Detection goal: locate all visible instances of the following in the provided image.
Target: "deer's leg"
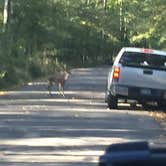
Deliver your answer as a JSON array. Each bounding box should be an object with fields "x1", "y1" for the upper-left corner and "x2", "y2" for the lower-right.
[
  {"x1": 58, "y1": 82, "x2": 65, "y2": 97},
  {"x1": 48, "y1": 81, "x2": 53, "y2": 96},
  {"x1": 61, "y1": 81, "x2": 65, "y2": 97}
]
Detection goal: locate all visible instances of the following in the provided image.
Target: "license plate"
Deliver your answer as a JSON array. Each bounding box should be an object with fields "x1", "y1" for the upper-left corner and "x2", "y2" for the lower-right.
[{"x1": 141, "y1": 89, "x2": 151, "y2": 95}]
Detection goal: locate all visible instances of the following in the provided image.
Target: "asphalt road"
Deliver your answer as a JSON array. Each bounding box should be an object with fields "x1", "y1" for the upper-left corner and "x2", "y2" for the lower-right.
[{"x1": 0, "y1": 67, "x2": 165, "y2": 166}]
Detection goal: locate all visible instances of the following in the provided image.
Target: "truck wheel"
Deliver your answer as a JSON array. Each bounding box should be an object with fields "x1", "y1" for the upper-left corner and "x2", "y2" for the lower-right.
[
  {"x1": 157, "y1": 101, "x2": 166, "y2": 110},
  {"x1": 107, "y1": 94, "x2": 118, "y2": 109},
  {"x1": 141, "y1": 102, "x2": 150, "y2": 110},
  {"x1": 105, "y1": 90, "x2": 109, "y2": 103},
  {"x1": 98, "y1": 162, "x2": 106, "y2": 166}
]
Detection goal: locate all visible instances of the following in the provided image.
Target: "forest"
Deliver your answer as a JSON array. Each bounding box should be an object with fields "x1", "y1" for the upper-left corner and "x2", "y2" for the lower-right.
[{"x1": 0, "y1": 0, "x2": 166, "y2": 88}]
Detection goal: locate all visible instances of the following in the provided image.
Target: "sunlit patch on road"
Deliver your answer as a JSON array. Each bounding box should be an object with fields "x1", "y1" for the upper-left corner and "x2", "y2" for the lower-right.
[{"x1": 0, "y1": 91, "x2": 5, "y2": 95}]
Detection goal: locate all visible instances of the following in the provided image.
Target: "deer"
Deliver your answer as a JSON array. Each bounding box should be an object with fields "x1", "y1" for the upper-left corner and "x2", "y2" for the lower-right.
[{"x1": 47, "y1": 70, "x2": 70, "y2": 97}]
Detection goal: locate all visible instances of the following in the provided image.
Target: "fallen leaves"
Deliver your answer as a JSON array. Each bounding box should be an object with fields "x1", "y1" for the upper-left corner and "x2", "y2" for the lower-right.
[{"x1": 149, "y1": 111, "x2": 166, "y2": 121}]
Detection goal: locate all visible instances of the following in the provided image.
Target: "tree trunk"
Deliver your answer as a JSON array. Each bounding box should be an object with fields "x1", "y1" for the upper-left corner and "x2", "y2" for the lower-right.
[
  {"x1": 96, "y1": 0, "x2": 107, "y2": 9},
  {"x1": 3, "y1": 0, "x2": 11, "y2": 26},
  {"x1": 119, "y1": 0, "x2": 127, "y2": 41},
  {"x1": 103, "y1": 0, "x2": 107, "y2": 10},
  {"x1": 86, "y1": 0, "x2": 90, "y2": 5}
]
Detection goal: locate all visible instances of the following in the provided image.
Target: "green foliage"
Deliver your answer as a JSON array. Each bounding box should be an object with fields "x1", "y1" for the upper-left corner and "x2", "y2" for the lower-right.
[{"x1": 0, "y1": 0, "x2": 166, "y2": 89}]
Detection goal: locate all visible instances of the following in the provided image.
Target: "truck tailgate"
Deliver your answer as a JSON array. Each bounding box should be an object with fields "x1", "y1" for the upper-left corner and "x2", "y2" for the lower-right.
[{"x1": 119, "y1": 65, "x2": 166, "y2": 90}]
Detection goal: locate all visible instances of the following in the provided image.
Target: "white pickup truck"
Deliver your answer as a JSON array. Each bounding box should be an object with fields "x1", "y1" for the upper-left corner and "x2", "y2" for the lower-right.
[{"x1": 105, "y1": 47, "x2": 166, "y2": 109}]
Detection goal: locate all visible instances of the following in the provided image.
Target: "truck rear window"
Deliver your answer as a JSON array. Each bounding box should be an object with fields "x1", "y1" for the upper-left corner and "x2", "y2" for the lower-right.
[{"x1": 119, "y1": 52, "x2": 166, "y2": 70}]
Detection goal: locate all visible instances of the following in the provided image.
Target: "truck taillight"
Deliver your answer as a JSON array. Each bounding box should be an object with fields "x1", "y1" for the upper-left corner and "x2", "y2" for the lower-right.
[
  {"x1": 113, "y1": 66, "x2": 120, "y2": 80},
  {"x1": 141, "y1": 48, "x2": 153, "y2": 54}
]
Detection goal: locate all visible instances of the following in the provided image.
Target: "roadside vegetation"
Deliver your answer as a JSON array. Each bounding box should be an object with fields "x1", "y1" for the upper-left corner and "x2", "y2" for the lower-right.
[{"x1": 0, "y1": 0, "x2": 166, "y2": 88}]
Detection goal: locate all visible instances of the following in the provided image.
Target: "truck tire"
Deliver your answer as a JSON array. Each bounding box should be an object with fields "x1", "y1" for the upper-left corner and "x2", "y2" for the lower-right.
[
  {"x1": 157, "y1": 101, "x2": 166, "y2": 110},
  {"x1": 107, "y1": 94, "x2": 118, "y2": 109},
  {"x1": 141, "y1": 102, "x2": 150, "y2": 110}
]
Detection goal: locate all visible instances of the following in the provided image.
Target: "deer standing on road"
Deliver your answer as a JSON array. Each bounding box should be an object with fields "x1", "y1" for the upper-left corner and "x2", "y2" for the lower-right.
[{"x1": 48, "y1": 70, "x2": 70, "y2": 97}]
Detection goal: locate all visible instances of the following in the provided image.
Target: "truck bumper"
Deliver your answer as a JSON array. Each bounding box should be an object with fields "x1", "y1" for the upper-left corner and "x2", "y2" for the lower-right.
[{"x1": 110, "y1": 85, "x2": 166, "y2": 102}]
